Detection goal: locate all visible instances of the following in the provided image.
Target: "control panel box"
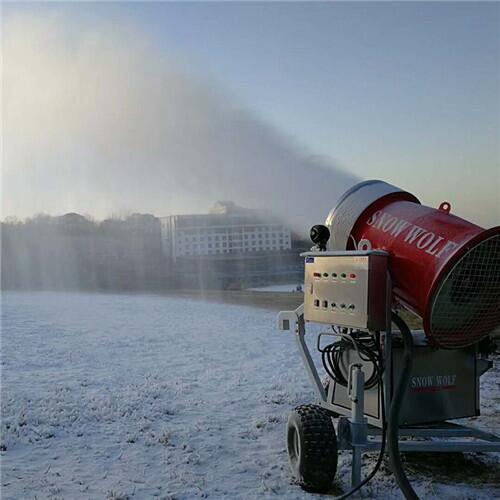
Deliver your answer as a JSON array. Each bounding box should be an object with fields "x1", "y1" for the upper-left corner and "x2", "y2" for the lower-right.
[{"x1": 302, "y1": 251, "x2": 388, "y2": 330}]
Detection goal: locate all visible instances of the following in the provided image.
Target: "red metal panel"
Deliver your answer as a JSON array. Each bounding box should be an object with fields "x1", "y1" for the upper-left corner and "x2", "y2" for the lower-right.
[{"x1": 345, "y1": 193, "x2": 500, "y2": 347}]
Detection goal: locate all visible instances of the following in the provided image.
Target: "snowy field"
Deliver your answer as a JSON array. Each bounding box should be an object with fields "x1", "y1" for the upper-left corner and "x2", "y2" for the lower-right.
[{"x1": 1, "y1": 291, "x2": 499, "y2": 499}]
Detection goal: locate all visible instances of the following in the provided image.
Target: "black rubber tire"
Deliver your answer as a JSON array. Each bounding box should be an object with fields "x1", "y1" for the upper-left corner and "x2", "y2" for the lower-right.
[{"x1": 287, "y1": 404, "x2": 338, "y2": 493}]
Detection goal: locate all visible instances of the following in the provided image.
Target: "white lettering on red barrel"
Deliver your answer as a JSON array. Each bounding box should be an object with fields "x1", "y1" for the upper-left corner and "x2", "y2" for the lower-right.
[
  {"x1": 425, "y1": 236, "x2": 445, "y2": 256},
  {"x1": 366, "y1": 210, "x2": 459, "y2": 258},
  {"x1": 404, "y1": 225, "x2": 426, "y2": 244},
  {"x1": 416, "y1": 232, "x2": 435, "y2": 249}
]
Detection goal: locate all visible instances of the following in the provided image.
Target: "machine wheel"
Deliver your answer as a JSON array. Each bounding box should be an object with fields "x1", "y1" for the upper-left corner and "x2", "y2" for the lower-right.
[{"x1": 287, "y1": 404, "x2": 338, "y2": 493}]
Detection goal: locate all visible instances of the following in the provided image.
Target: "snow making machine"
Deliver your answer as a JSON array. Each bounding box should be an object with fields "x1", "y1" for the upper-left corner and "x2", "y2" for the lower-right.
[{"x1": 278, "y1": 180, "x2": 500, "y2": 498}]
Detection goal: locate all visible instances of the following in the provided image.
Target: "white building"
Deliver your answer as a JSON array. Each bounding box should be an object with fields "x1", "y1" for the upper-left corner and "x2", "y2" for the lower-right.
[{"x1": 160, "y1": 202, "x2": 292, "y2": 262}]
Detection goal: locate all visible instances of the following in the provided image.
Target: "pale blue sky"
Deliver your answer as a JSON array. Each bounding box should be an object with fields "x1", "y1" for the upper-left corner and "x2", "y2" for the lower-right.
[{"x1": 4, "y1": 2, "x2": 500, "y2": 225}]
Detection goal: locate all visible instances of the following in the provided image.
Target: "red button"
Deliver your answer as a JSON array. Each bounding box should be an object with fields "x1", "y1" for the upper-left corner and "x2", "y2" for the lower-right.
[{"x1": 350, "y1": 273, "x2": 356, "y2": 279}]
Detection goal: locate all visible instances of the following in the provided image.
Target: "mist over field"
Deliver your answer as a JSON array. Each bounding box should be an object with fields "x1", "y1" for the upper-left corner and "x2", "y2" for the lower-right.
[{"x1": 3, "y1": 13, "x2": 357, "y2": 229}]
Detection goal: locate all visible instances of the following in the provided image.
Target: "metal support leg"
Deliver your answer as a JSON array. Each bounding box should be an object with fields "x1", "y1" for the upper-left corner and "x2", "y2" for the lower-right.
[
  {"x1": 351, "y1": 447, "x2": 363, "y2": 488},
  {"x1": 277, "y1": 305, "x2": 326, "y2": 402},
  {"x1": 295, "y1": 314, "x2": 327, "y2": 402},
  {"x1": 348, "y1": 364, "x2": 368, "y2": 488}
]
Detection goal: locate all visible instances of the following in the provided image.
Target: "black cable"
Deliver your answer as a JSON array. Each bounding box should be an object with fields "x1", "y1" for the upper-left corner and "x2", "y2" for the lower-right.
[
  {"x1": 389, "y1": 313, "x2": 419, "y2": 500},
  {"x1": 319, "y1": 320, "x2": 419, "y2": 499},
  {"x1": 331, "y1": 331, "x2": 386, "y2": 500},
  {"x1": 320, "y1": 331, "x2": 381, "y2": 389}
]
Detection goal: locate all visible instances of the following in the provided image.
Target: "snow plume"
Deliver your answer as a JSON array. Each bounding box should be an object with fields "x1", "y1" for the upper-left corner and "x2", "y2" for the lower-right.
[{"x1": 2, "y1": 13, "x2": 357, "y2": 229}]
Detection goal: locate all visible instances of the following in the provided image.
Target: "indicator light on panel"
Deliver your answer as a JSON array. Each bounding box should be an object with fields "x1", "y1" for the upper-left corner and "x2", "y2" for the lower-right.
[{"x1": 349, "y1": 273, "x2": 357, "y2": 279}]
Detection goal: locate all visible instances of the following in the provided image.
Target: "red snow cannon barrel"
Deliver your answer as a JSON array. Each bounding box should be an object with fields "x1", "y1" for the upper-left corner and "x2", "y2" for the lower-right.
[{"x1": 325, "y1": 180, "x2": 500, "y2": 348}]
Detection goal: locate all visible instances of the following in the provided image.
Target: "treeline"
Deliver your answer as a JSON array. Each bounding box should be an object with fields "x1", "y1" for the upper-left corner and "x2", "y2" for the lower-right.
[{"x1": 1, "y1": 213, "x2": 169, "y2": 291}]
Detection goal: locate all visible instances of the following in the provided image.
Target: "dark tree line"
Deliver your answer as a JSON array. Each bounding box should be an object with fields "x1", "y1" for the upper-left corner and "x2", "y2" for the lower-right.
[{"x1": 1, "y1": 213, "x2": 169, "y2": 291}]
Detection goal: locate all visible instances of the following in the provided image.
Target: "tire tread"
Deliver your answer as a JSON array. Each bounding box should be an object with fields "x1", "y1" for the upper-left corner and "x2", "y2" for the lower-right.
[{"x1": 287, "y1": 404, "x2": 338, "y2": 493}]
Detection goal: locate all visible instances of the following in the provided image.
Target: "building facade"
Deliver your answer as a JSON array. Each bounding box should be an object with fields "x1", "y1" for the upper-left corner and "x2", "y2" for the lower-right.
[
  {"x1": 160, "y1": 202, "x2": 291, "y2": 262},
  {"x1": 160, "y1": 202, "x2": 299, "y2": 289}
]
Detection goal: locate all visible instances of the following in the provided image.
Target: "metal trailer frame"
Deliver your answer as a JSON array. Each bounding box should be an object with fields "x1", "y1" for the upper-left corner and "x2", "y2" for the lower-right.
[{"x1": 277, "y1": 301, "x2": 500, "y2": 488}]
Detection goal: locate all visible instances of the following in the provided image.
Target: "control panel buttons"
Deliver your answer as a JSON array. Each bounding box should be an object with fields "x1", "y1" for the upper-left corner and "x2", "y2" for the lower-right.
[
  {"x1": 303, "y1": 252, "x2": 388, "y2": 330},
  {"x1": 327, "y1": 271, "x2": 358, "y2": 281}
]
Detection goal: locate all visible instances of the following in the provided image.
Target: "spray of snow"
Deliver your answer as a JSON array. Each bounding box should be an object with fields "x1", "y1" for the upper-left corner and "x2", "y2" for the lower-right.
[{"x1": 3, "y1": 13, "x2": 357, "y2": 229}]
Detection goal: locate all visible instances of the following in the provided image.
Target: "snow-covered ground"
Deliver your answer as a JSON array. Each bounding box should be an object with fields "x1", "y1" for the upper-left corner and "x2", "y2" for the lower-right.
[{"x1": 1, "y1": 291, "x2": 499, "y2": 499}]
